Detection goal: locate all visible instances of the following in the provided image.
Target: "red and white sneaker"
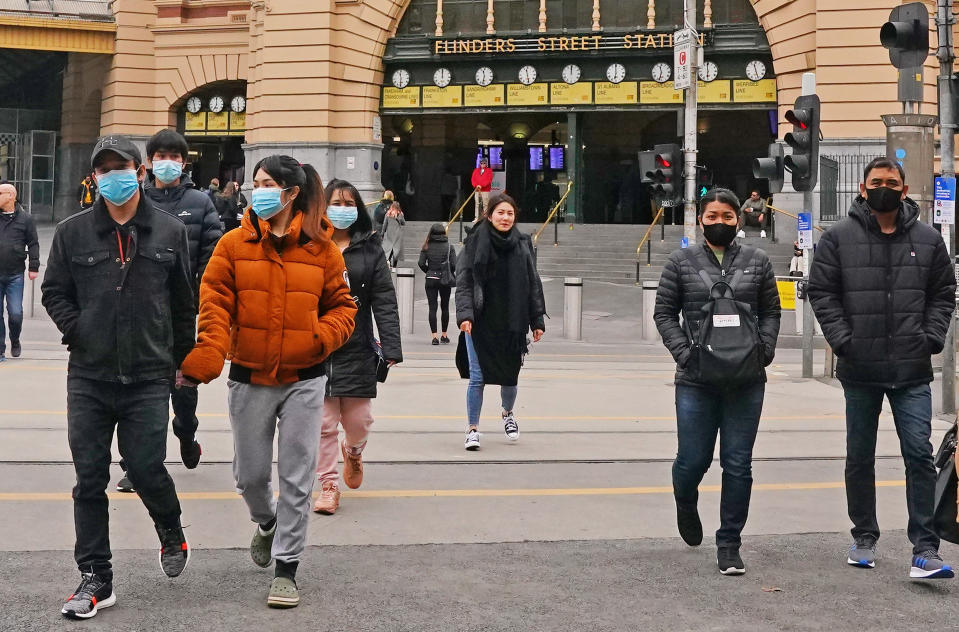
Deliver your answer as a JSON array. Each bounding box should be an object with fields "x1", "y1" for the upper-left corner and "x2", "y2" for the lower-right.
[{"x1": 61, "y1": 573, "x2": 116, "y2": 619}]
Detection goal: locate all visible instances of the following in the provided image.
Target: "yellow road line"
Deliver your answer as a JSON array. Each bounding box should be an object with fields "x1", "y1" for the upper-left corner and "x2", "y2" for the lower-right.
[{"x1": 0, "y1": 480, "x2": 905, "y2": 502}]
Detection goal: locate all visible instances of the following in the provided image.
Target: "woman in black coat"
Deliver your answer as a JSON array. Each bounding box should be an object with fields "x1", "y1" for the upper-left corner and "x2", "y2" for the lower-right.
[
  {"x1": 418, "y1": 223, "x2": 456, "y2": 345},
  {"x1": 456, "y1": 193, "x2": 546, "y2": 451},
  {"x1": 313, "y1": 179, "x2": 402, "y2": 515}
]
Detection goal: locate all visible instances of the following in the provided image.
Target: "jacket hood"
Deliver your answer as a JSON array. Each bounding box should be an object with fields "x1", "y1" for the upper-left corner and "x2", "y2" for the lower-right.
[
  {"x1": 143, "y1": 172, "x2": 197, "y2": 192},
  {"x1": 428, "y1": 223, "x2": 448, "y2": 241},
  {"x1": 848, "y1": 195, "x2": 919, "y2": 233}
]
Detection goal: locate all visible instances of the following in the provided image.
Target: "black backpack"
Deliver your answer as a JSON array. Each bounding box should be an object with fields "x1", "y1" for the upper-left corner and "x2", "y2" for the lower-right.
[
  {"x1": 934, "y1": 421, "x2": 959, "y2": 544},
  {"x1": 681, "y1": 247, "x2": 764, "y2": 387}
]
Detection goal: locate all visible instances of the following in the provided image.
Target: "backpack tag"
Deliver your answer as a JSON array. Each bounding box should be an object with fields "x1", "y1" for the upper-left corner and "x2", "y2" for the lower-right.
[{"x1": 713, "y1": 314, "x2": 741, "y2": 328}]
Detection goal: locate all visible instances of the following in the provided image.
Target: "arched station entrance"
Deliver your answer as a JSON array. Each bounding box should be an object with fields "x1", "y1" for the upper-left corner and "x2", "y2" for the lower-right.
[{"x1": 176, "y1": 80, "x2": 248, "y2": 189}]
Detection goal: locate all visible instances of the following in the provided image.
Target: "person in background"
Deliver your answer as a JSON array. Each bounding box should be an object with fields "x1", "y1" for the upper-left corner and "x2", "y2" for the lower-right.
[
  {"x1": 789, "y1": 241, "x2": 804, "y2": 277},
  {"x1": 206, "y1": 178, "x2": 220, "y2": 202},
  {"x1": 470, "y1": 157, "x2": 494, "y2": 222},
  {"x1": 419, "y1": 223, "x2": 456, "y2": 345},
  {"x1": 380, "y1": 201, "x2": 406, "y2": 267},
  {"x1": 0, "y1": 182, "x2": 39, "y2": 361},
  {"x1": 372, "y1": 189, "x2": 394, "y2": 233},
  {"x1": 313, "y1": 178, "x2": 402, "y2": 515},
  {"x1": 78, "y1": 173, "x2": 98, "y2": 210},
  {"x1": 739, "y1": 191, "x2": 767, "y2": 239}
]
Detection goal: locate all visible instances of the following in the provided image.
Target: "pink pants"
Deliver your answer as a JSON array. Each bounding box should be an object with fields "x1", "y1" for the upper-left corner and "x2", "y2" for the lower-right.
[{"x1": 317, "y1": 397, "x2": 374, "y2": 483}]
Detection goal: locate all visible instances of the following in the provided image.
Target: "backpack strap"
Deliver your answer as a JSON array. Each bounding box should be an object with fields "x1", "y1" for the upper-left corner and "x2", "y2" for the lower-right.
[{"x1": 680, "y1": 247, "x2": 715, "y2": 293}]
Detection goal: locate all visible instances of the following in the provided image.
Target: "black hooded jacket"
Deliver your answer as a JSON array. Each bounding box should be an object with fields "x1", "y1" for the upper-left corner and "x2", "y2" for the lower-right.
[
  {"x1": 418, "y1": 225, "x2": 457, "y2": 282},
  {"x1": 808, "y1": 196, "x2": 956, "y2": 388},
  {"x1": 142, "y1": 174, "x2": 221, "y2": 286}
]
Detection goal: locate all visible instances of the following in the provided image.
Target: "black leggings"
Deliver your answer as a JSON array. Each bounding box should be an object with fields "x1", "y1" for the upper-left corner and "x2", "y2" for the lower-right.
[{"x1": 425, "y1": 281, "x2": 451, "y2": 334}]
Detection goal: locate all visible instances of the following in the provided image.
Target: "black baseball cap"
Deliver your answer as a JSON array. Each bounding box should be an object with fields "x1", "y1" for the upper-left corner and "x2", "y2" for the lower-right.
[{"x1": 91, "y1": 135, "x2": 142, "y2": 170}]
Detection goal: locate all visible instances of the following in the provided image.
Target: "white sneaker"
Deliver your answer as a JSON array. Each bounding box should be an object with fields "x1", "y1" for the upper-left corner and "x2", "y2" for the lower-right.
[
  {"x1": 464, "y1": 429, "x2": 481, "y2": 451},
  {"x1": 760, "y1": 230, "x2": 767, "y2": 238},
  {"x1": 503, "y1": 411, "x2": 519, "y2": 441},
  {"x1": 737, "y1": 230, "x2": 746, "y2": 239}
]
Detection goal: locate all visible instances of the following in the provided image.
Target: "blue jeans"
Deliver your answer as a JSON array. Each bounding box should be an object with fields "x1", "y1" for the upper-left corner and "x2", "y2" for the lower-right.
[
  {"x1": 843, "y1": 383, "x2": 938, "y2": 553},
  {"x1": 465, "y1": 333, "x2": 517, "y2": 428},
  {"x1": 672, "y1": 383, "x2": 765, "y2": 547},
  {"x1": 0, "y1": 273, "x2": 23, "y2": 353}
]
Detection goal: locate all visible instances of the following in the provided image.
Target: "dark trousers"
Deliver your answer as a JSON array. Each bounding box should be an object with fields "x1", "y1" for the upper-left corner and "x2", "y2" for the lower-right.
[
  {"x1": 425, "y1": 280, "x2": 451, "y2": 334},
  {"x1": 68, "y1": 376, "x2": 182, "y2": 579},
  {"x1": 672, "y1": 382, "x2": 765, "y2": 547},
  {"x1": 0, "y1": 272, "x2": 24, "y2": 352},
  {"x1": 119, "y1": 383, "x2": 199, "y2": 473},
  {"x1": 843, "y1": 383, "x2": 938, "y2": 553}
]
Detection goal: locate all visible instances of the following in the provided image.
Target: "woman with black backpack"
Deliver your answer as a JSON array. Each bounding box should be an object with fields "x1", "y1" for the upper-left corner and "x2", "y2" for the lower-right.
[
  {"x1": 418, "y1": 223, "x2": 456, "y2": 345},
  {"x1": 653, "y1": 187, "x2": 781, "y2": 576}
]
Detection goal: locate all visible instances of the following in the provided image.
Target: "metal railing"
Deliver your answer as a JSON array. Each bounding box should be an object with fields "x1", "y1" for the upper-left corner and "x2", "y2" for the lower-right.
[
  {"x1": 820, "y1": 153, "x2": 883, "y2": 222},
  {"x1": 445, "y1": 188, "x2": 477, "y2": 243},
  {"x1": 766, "y1": 204, "x2": 825, "y2": 233},
  {"x1": 532, "y1": 180, "x2": 573, "y2": 247},
  {"x1": 634, "y1": 206, "x2": 666, "y2": 282}
]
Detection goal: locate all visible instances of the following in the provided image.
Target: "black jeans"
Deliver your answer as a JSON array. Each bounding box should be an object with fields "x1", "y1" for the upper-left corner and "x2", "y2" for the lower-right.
[
  {"x1": 843, "y1": 383, "x2": 938, "y2": 553},
  {"x1": 68, "y1": 376, "x2": 182, "y2": 580},
  {"x1": 119, "y1": 382, "x2": 199, "y2": 473},
  {"x1": 672, "y1": 382, "x2": 765, "y2": 547},
  {"x1": 425, "y1": 280, "x2": 451, "y2": 334}
]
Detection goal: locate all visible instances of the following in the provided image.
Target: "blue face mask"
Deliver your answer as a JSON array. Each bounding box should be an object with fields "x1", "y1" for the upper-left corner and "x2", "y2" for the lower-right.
[
  {"x1": 251, "y1": 187, "x2": 291, "y2": 220},
  {"x1": 152, "y1": 159, "x2": 183, "y2": 184},
  {"x1": 327, "y1": 205, "x2": 358, "y2": 229},
  {"x1": 96, "y1": 169, "x2": 140, "y2": 206}
]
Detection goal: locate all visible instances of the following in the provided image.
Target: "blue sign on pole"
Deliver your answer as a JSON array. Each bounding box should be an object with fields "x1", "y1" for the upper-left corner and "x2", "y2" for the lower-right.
[
  {"x1": 797, "y1": 212, "x2": 813, "y2": 249},
  {"x1": 934, "y1": 176, "x2": 956, "y2": 225}
]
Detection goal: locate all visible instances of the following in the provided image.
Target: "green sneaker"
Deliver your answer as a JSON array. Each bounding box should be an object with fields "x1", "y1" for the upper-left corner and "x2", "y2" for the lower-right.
[
  {"x1": 250, "y1": 523, "x2": 275, "y2": 568},
  {"x1": 267, "y1": 576, "x2": 299, "y2": 608}
]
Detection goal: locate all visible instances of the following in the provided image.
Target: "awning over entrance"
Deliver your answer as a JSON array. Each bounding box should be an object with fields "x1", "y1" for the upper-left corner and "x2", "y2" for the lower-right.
[{"x1": 0, "y1": 0, "x2": 114, "y2": 54}]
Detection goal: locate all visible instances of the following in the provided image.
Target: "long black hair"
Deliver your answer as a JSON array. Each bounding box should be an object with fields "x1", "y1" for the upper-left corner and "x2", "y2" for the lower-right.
[
  {"x1": 250, "y1": 154, "x2": 328, "y2": 242},
  {"x1": 324, "y1": 178, "x2": 372, "y2": 236},
  {"x1": 422, "y1": 222, "x2": 447, "y2": 251}
]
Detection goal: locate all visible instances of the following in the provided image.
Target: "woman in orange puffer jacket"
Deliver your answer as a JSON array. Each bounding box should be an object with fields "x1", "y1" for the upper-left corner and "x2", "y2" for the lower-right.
[{"x1": 179, "y1": 155, "x2": 356, "y2": 609}]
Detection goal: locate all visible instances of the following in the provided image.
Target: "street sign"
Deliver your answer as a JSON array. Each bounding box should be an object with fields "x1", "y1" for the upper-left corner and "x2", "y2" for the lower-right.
[
  {"x1": 674, "y1": 28, "x2": 694, "y2": 90},
  {"x1": 934, "y1": 176, "x2": 956, "y2": 225},
  {"x1": 797, "y1": 212, "x2": 813, "y2": 249}
]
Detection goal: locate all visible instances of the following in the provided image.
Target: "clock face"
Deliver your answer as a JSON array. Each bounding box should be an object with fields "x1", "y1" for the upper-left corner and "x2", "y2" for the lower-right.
[
  {"x1": 518, "y1": 65, "x2": 537, "y2": 86},
  {"x1": 230, "y1": 96, "x2": 246, "y2": 113},
  {"x1": 698, "y1": 61, "x2": 718, "y2": 83},
  {"x1": 433, "y1": 67, "x2": 452, "y2": 88},
  {"x1": 606, "y1": 63, "x2": 627, "y2": 84},
  {"x1": 475, "y1": 67, "x2": 494, "y2": 87},
  {"x1": 392, "y1": 69, "x2": 411, "y2": 89},
  {"x1": 651, "y1": 62, "x2": 671, "y2": 84},
  {"x1": 562, "y1": 64, "x2": 581, "y2": 85},
  {"x1": 746, "y1": 60, "x2": 767, "y2": 82},
  {"x1": 208, "y1": 96, "x2": 224, "y2": 113},
  {"x1": 186, "y1": 96, "x2": 202, "y2": 113}
]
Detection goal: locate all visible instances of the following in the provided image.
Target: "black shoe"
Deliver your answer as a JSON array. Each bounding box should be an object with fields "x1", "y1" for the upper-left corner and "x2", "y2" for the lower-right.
[
  {"x1": 431, "y1": 338, "x2": 439, "y2": 346},
  {"x1": 676, "y1": 502, "x2": 703, "y2": 546},
  {"x1": 440, "y1": 335, "x2": 450, "y2": 344},
  {"x1": 115, "y1": 475, "x2": 135, "y2": 493},
  {"x1": 10, "y1": 340, "x2": 20, "y2": 357},
  {"x1": 718, "y1": 546, "x2": 746, "y2": 575},
  {"x1": 61, "y1": 573, "x2": 116, "y2": 619},
  {"x1": 180, "y1": 438, "x2": 202, "y2": 469},
  {"x1": 156, "y1": 524, "x2": 190, "y2": 577}
]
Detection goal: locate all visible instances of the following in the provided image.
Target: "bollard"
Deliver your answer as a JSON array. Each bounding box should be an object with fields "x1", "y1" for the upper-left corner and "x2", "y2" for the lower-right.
[
  {"x1": 563, "y1": 277, "x2": 583, "y2": 341},
  {"x1": 395, "y1": 267, "x2": 415, "y2": 335},
  {"x1": 27, "y1": 274, "x2": 36, "y2": 318},
  {"x1": 642, "y1": 280, "x2": 659, "y2": 342}
]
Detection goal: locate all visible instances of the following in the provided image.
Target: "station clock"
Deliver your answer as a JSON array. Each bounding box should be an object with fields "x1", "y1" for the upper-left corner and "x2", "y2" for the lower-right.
[
  {"x1": 562, "y1": 64, "x2": 582, "y2": 85},
  {"x1": 392, "y1": 69, "x2": 411, "y2": 89},
  {"x1": 475, "y1": 66, "x2": 494, "y2": 87},
  {"x1": 745, "y1": 60, "x2": 767, "y2": 82},
  {"x1": 433, "y1": 67, "x2": 452, "y2": 88},
  {"x1": 230, "y1": 96, "x2": 246, "y2": 113},
  {"x1": 186, "y1": 96, "x2": 202, "y2": 113},
  {"x1": 651, "y1": 62, "x2": 671, "y2": 84},
  {"x1": 698, "y1": 61, "x2": 718, "y2": 83},
  {"x1": 518, "y1": 65, "x2": 538, "y2": 86},
  {"x1": 606, "y1": 63, "x2": 627, "y2": 84},
  {"x1": 208, "y1": 96, "x2": 225, "y2": 113}
]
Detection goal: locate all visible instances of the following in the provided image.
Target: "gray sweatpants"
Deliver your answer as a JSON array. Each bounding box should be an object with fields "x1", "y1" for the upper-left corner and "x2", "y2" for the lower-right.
[{"x1": 227, "y1": 376, "x2": 326, "y2": 564}]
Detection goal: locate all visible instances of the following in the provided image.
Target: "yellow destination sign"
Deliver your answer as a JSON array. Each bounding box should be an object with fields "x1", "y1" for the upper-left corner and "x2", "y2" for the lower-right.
[
  {"x1": 184, "y1": 111, "x2": 206, "y2": 134},
  {"x1": 207, "y1": 112, "x2": 229, "y2": 133},
  {"x1": 733, "y1": 79, "x2": 777, "y2": 103},
  {"x1": 550, "y1": 82, "x2": 593, "y2": 105},
  {"x1": 382, "y1": 87, "x2": 421, "y2": 108},
  {"x1": 507, "y1": 83, "x2": 548, "y2": 106},
  {"x1": 698, "y1": 80, "x2": 731, "y2": 103},
  {"x1": 639, "y1": 82, "x2": 682, "y2": 104},
  {"x1": 595, "y1": 81, "x2": 638, "y2": 105},
  {"x1": 423, "y1": 86, "x2": 463, "y2": 108},
  {"x1": 464, "y1": 84, "x2": 505, "y2": 107},
  {"x1": 229, "y1": 111, "x2": 246, "y2": 132}
]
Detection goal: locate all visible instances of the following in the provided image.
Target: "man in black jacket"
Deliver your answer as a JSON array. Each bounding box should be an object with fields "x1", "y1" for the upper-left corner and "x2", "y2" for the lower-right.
[
  {"x1": 109, "y1": 129, "x2": 220, "y2": 489},
  {"x1": 42, "y1": 135, "x2": 195, "y2": 619},
  {"x1": 0, "y1": 182, "x2": 39, "y2": 361},
  {"x1": 809, "y1": 158, "x2": 956, "y2": 580}
]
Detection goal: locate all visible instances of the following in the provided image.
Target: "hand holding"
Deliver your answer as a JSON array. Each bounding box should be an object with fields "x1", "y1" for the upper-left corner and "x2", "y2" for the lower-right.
[
  {"x1": 175, "y1": 370, "x2": 198, "y2": 389},
  {"x1": 27, "y1": 271, "x2": 38, "y2": 281},
  {"x1": 532, "y1": 329, "x2": 544, "y2": 343},
  {"x1": 460, "y1": 321, "x2": 472, "y2": 334}
]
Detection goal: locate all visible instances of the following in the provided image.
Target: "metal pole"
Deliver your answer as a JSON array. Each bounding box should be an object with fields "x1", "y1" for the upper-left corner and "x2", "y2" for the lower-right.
[
  {"x1": 938, "y1": 0, "x2": 957, "y2": 414},
  {"x1": 554, "y1": 198, "x2": 559, "y2": 246},
  {"x1": 564, "y1": 277, "x2": 583, "y2": 341},
  {"x1": 642, "y1": 280, "x2": 659, "y2": 341},
  {"x1": 395, "y1": 267, "x2": 415, "y2": 335},
  {"x1": 683, "y1": 0, "x2": 699, "y2": 245},
  {"x1": 801, "y1": 72, "x2": 817, "y2": 378}
]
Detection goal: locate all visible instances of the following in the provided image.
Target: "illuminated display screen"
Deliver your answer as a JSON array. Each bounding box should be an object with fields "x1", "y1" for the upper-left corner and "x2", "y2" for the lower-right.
[
  {"x1": 529, "y1": 146, "x2": 545, "y2": 171},
  {"x1": 549, "y1": 145, "x2": 566, "y2": 171}
]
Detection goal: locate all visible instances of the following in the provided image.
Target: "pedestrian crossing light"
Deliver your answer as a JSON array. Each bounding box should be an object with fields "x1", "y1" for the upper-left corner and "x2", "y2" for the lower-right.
[
  {"x1": 880, "y1": 2, "x2": 929, "y2": 70},
  {"x1": 783, "y1": 94, "x2": 820, "y2": 192},
  {"x1": 646, "y1": 143, "x2": 682, "y2": 202},
  {"x1": 752, "y1": 143, "x2": 784, "y2": 194}
]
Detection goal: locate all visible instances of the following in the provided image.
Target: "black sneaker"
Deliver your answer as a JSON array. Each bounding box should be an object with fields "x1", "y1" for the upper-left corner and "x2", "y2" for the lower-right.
[
  {"x1": 440, "y1": 335, "x2": 450, "y2": 344},
  {"x1": 10, "y1": 340, "x2": 20, "y2": 357},
  {"x1": 61, "y1": 573, "x2": 116, "y2": 619},
  {"x1": 676, "y1": 502, "x2": 703, "y2": 546},
  {"x1": 156, "y1": 524, "x2": 190, "y2": 577},
  {"x1": 115, "y1": 475, "x2": 135, "y2": 493},
  {"x1": 431, "y1": 338, "x2": 439, "y2": 346},
  {"x1": 180, "y1": 438, "x2": 202, "y2": 469},
  {"x1": 718, "y1": 546, "x2": 746, "y2": 575}
]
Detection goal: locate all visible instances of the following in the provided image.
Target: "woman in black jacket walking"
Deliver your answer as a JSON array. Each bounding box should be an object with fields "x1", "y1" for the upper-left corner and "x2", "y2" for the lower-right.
[
  {"x1": 653, "y1": 188, "x2": 781, "y2": 576},
  {"x1": 313, "y1": 179, "x2": 403, "y2": 515},
  {"x1": 418, "y1": 223, "x2": 456, "y2": 345},
  {"x1": 456, "y1": 193, "x2": 546, "y2": 451}
]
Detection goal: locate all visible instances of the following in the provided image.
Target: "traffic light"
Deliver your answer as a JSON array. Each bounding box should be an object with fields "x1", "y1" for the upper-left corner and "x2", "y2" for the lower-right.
[
  {"x1": 752, "y1": 143, "x2": 784, "y2": 194},
  {"x1": 783, "y1": 94, "x2": 820, "y2": 192},
  {"x1": 646, "y1": 143, "x2": 682, "y2": 201},
  {"x1": 880, "y1": 2, "x2": 929, "y2": 69},
  {"x1": 639, "y1": 150, "x2": 656, "y2": 187}
]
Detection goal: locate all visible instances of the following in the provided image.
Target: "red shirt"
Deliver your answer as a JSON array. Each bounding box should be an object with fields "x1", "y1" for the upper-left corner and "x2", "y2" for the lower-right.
[{"x1": 471, "y1": 167, "x2": 493, "y2": 192}]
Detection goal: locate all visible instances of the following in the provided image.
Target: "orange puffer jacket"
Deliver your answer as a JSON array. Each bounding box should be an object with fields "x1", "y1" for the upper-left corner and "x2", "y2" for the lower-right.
[{"x1": 180, "y1": 209, "x2": 356, "y2": 386}]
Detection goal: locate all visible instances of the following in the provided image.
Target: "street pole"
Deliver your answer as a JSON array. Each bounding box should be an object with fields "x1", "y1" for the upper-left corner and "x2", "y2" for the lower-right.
[
  {"x1": 683, "y1": 0, "x2": 698, "y2": 244},
  {"x1": 801, "y1": 72, "x2": 817, "y2": 379},
  {"x1": 937, "y1": 0, "x2": 956, "y2": 414}
]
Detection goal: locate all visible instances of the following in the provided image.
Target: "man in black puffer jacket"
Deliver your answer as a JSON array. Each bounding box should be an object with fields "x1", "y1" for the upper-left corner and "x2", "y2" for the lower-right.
[{"x1": 809, "y1": 158, "x2": 956, "y2": 579}]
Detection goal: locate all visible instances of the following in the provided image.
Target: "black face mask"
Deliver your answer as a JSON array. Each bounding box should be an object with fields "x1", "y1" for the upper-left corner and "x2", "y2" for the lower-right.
[
  {"x1": 865, "y1": 186, "x2": 902, "y2": 214},
  {"x1": 702, "y1": 222, "x2": 737, "y2": 247}
]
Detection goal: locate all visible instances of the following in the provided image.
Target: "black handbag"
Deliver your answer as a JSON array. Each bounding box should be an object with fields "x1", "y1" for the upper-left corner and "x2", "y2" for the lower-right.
[
  {"x1": 934, "y1": 421, "x2": 959, "y2": 544},
  {"x1": 372, "y1": 338, "x2": 390, "y2": 383},
  {"x1": 455, "y1": 331, "x2": 470, "y2": 379}
]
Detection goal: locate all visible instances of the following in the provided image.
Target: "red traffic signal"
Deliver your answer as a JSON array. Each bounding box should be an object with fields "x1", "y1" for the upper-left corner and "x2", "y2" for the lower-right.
[{"x1": 783, "y1": 94, "x2": 820, "y2": 192}]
